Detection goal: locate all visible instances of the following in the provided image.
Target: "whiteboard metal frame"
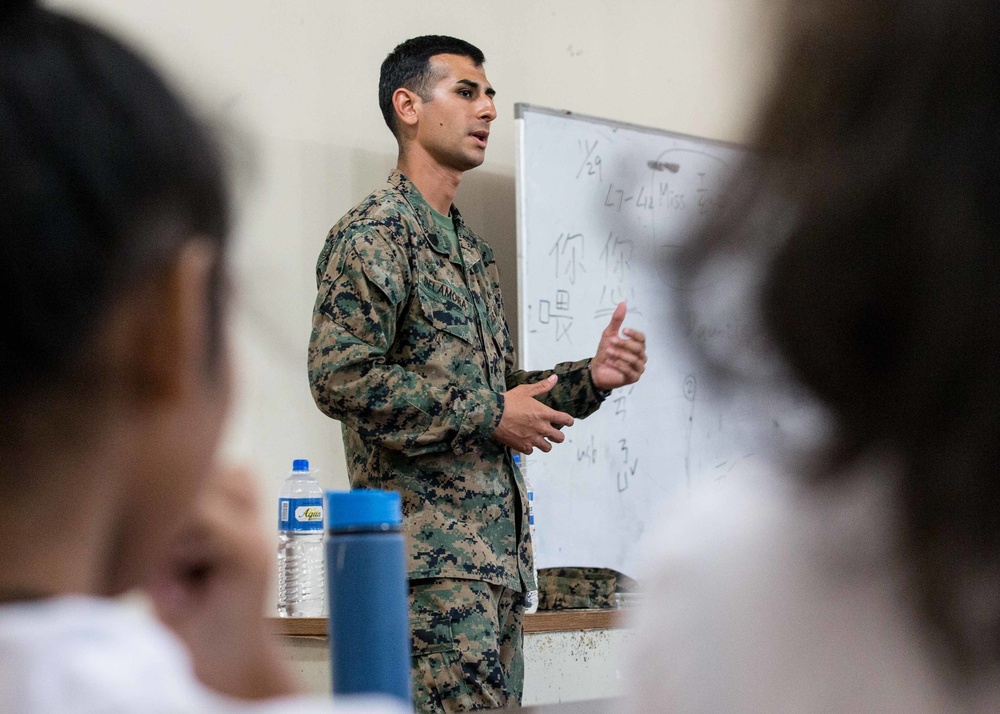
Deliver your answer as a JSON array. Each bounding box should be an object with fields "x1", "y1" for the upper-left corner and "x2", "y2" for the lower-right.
[
  {"x1": 514, "y1": 102, "x2": 743, "y2": 150},
  {"x1": 514, "y1": 108, "x2": 530, "y2": 369}
]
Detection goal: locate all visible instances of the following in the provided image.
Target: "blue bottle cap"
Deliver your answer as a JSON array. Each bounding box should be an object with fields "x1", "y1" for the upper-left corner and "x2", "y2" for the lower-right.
[
  {"x1": 292, "y1": 459, "x2": 309, "y2": 472},
  {"x1": 326, "y1": 489, "x2": 402, "y2": 530}
]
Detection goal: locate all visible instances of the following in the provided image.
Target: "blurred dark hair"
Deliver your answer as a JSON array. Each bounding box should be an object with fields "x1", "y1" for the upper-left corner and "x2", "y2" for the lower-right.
[
  {"x1": 676, "y1": 0, "x2": 1000, "y2": 678},
  {"x1": 378, "y1": 35, "x2": 485, "y2": 137},
  {"x1": 0, "y1": 3, "x2": 229, "y2": 441}
]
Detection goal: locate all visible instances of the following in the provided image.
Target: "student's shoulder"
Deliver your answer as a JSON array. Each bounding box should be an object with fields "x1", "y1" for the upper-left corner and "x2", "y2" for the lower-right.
[
  {"x1": 0, "y1": 597, "x2": 410, "y2": 714},
  {"x1": 0, "y1": 596, "x2": 204, "y2": 712},
  {"x1": 637, "y1": 466, "x2": 799, "y2": 582},
  {"x1": 623, "y1": 465, "x2": 951, "y2": 713}
]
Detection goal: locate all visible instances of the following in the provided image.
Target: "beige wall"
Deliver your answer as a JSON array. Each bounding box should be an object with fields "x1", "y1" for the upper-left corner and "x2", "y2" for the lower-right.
[{"x1": 48, "y1": 0, "x2": 781, "y2": 576}]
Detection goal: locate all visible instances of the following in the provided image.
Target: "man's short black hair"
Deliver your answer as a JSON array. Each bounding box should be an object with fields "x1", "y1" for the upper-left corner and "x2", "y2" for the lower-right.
[{"x1": 378, "y1": 35, "x2": 486, "y2": 137}]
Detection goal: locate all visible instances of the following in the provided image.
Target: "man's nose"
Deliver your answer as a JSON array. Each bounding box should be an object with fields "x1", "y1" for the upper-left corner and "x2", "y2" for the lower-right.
[{"x1": 479, "y1": 97, "x2": 497, "y2": 122}]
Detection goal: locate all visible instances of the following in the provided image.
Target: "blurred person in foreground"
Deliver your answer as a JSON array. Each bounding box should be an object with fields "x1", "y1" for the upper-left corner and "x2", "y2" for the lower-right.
[
  {"x1": 0, "y1": 2, "x2": 405, "y2": 712},
  {"x1": 627, "y1": 0, "x2": 1000, "y2": 711}
]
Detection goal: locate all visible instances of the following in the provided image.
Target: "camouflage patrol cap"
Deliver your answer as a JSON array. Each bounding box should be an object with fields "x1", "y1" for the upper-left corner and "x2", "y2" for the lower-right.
[{"x1": 537, "y1": 567, "x2": 636, "y2": 610}]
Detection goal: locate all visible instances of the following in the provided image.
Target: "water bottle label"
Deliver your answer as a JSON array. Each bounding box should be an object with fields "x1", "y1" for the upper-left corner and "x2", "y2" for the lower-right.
[{"x1": 279, "y1": 497, "x2": 324, "y2": 532}]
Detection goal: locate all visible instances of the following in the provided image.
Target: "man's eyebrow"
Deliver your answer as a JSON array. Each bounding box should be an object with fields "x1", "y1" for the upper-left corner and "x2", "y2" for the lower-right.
[{"x1": 457, "y1": 78, "x2": 496, "y2": 97}]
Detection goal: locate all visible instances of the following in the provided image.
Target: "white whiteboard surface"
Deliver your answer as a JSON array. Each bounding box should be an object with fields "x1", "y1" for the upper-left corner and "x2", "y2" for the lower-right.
[{"x1": 515, "y1": 104, "x2": 795, "y2": 577}]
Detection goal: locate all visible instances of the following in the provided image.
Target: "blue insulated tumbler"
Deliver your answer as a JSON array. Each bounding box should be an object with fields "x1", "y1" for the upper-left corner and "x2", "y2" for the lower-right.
[{"x1": 325, "y1": 489, "x2": 412, "y2": 704}]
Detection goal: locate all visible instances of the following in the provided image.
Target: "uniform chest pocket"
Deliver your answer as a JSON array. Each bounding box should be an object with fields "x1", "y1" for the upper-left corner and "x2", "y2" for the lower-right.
[{"x1": 416, "y1": 277, "x2": 477, "y2": 346}]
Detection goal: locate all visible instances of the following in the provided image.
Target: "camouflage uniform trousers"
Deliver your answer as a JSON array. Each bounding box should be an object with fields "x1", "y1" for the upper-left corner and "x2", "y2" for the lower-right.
[{"x1": 409, "y1": 577, "x2": 525, "y2": 713}]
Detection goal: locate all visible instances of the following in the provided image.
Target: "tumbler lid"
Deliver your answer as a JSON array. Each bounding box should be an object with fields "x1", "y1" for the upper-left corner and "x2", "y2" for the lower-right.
[{"x1": 326, "y1": 489, "x2": 402, "y2": 530}]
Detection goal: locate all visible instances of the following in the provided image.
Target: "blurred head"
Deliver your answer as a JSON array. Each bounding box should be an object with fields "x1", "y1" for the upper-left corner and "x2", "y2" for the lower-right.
[
  {"x1": 379, "y1": 36, "x2": 496, "y2": 174},
  {"x1": 676, "y1": 0, "x2": 1000, "y2": 678},
  {"x1": 0, "y1": 1, "x2": 231, "y2": 591}
]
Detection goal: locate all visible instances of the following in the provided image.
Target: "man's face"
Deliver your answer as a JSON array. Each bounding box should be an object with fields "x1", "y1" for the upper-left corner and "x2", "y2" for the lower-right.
[{"x1": 412, "y1": 53, "x2": 497, "y2": 173}]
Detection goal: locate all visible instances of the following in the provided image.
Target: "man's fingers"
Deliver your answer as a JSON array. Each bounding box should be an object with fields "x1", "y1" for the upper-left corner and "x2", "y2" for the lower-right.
[
  {"x1": 608, "y1": 355, "x2": 645, "y2": 381},
  {"x1": 604, "y1": 332, "x2": 647, "y2": 376},
  {"x1": 604, "y1": 301, "x2": 627, "y2": 336},
  {"x1": 495, "y1": 379, "x2": 578, "y2": 455},
  {"x1": 544, "y1": 426, "x2": 566, "y2": 444},
  {"x1": 622, "y1": 327, "x2": 646, "y2": 344},
  {"x1": 621, "y1": 363, "x2": 645, "y2": 382},
  {"x1": 546, "y1": 408, "x2": 574, "y2": 428},
  {"x1": 527, "y1": 374, "x2": 558, "y2": 396},
  {"x1": 617, "y1": 336, "x2": 647, "y2": 357},
  {"x1": 614, "y1": 346, "x2": 647, "y2": 370}
]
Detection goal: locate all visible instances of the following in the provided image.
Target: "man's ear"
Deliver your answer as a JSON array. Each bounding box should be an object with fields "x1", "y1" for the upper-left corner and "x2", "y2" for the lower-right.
[
  {"x1": 392, "y1": 87, "x2": 422, "y2": 131},
  {"x1": 119, "y1": 240, "x2": 218, "y2": 405}
]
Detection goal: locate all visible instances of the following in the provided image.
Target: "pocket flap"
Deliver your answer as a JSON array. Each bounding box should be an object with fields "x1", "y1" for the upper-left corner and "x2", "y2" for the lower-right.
[
  {"x1": 410, "y1": 617, "x2": 458, "y2": 656},
  {"x1": 416, "y1": 279, "x2": 476, "y2": 345}
]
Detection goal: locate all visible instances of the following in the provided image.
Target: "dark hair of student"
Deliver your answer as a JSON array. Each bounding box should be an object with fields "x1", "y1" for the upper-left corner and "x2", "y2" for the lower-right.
[
  {"x1": 0, "y1": 2, "x2": 229, "y2": 450},
  {"x1": 674, "y1": 0, "x2": 1000, "y2": 682},
  {"x1": 378, "y1": 34, "x2": 486, "y2": 136}
]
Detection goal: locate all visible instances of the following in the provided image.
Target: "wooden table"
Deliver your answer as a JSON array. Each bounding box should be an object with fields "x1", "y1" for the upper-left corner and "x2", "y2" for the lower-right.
[{"x1": 271, "y1": 609, "x2": 622, "y2": 638}]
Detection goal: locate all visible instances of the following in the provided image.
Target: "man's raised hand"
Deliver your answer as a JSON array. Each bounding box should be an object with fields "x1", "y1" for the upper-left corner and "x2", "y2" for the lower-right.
[{"x1": 590, "y1": 301, "x2": 647, "y2": 391}]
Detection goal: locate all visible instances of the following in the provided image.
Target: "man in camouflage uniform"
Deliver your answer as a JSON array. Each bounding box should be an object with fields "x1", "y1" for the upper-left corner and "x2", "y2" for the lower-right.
[{"x1": 308, "y1": 36, "x2": 647, "y2": 712}]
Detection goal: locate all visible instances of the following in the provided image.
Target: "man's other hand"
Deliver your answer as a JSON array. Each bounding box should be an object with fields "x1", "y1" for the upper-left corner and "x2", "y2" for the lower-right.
[{"x1": 493, "y1": 375, "x2": 574, "y2": 454}]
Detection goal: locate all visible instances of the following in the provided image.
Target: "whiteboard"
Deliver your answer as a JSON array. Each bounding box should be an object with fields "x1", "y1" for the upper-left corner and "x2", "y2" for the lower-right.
[{"x1": 514, "y1": 104, "x2": 795, "y2": 577}]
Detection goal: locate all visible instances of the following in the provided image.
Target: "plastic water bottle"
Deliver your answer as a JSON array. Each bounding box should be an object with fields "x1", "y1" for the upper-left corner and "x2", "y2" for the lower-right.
[
  {"x1": 515, "y1": 454, "x2": 539, "y2": 614},
  {"x1": 277, "y1": 459, "x2": 325, "y2": 617},
  {"x1": 326, "y1": 489, "x2": 411, "y2": 704}
]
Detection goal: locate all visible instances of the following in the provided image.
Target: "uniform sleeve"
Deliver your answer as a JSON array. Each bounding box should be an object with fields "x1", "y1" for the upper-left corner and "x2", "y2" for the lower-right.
[
  {"x1": 504, "y1": 358, "x2": 607, "y2": 420},
  {"x1": 495, "y1": 297, "x2": 607, "y2": 420},
  {"x1": 308, "y1": 223, "x2": 503, "y2": 457},
  {"x1": 475, "y1": 256, "x2": 606, "y2": 420}
]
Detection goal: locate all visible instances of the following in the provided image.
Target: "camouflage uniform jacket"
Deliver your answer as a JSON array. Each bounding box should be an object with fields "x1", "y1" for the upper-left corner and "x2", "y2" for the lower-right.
[{"x1": 309, "y1": 170, "x2": 607, "y2": 591}]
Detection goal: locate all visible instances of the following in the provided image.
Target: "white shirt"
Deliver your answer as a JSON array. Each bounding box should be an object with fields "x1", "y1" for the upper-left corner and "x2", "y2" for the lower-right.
[
  {"x1": 0, "y1": 595, "x2": 409, "y2": 714},
  {"x1": 622, "y1": 470, "x2": 1000, "y2": 713}
]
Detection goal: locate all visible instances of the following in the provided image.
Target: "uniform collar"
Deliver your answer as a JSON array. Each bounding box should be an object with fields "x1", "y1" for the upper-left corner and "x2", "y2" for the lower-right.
[{"x1": 389, "y1": 170, "x2": 480, "y2": 268}]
